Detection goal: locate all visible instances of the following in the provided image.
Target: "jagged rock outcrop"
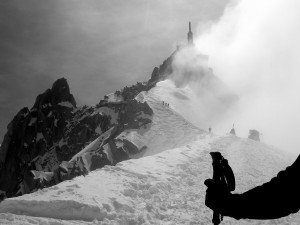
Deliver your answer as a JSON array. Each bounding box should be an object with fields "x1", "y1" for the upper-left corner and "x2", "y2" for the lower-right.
[
  {"x1": 0, "y1": 78, "x2": 77, "y2": 196},
  {"x1": 109, "y1": 50, "x2": 176, "y2": 104},
  {"x1": 0, "y1": 78, "x2": 153, "y2": 197},
  {"x1": 148, "y1": 51, "x2": 175, "y2": 87},
  {"x1": 31, "y1": 99, "x2": 153, "y2": 190}
]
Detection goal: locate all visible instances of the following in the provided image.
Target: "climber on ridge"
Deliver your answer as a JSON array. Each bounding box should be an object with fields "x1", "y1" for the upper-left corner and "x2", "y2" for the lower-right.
[{"x1": 230, "y1": 124, "x2": 235, "y2": 135}]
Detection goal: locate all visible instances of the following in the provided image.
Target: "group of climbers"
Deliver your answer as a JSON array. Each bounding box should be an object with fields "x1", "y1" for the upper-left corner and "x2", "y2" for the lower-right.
[{"x1": 162, "y1": 101, "x2": 170, "y2": 107}]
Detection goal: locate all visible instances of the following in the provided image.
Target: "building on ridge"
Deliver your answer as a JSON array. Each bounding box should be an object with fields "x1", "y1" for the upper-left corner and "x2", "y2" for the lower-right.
[{"x1": 187, "y1": 21, "x2": 194, "y2": 46}]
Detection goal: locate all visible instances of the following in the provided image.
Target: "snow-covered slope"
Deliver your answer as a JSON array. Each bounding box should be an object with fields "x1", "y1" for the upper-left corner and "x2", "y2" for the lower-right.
[
  {"x1": 150, "y1": 77, "x2": 236, "y2": 131},
  {"x1": 134, "y1": 87, "x2": 203, "y2": 157},
  {"x1": 0, "y1": 80, "x2": 299, "y2": 225},
  {"x1": 0, "y1": 135, "x2": 298, "y2": 225}
]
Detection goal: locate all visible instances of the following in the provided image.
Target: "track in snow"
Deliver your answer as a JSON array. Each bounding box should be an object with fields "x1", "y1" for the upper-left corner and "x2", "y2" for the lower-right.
[
  {"x1": 138, "y1": 89, "x2": 204, "y2": 156},
  {"x1": 0, "y1": 80, "x2": 299, "y2": 224},
  {"x1": 0, "y1": 135, "x2": 299, "y2": 225}
]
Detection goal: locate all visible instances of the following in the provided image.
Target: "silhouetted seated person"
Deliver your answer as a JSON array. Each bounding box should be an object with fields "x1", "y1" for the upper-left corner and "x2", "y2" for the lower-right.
[{"x1": 205, "y1": 154, "x2": 300, "y2": 220}]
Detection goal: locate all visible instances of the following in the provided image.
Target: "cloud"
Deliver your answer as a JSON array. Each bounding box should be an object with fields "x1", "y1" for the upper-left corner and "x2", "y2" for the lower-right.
[
  {"x1": 160, "y1": 46, "x2": 238, "y2": 132},
  {"x1": 193, "y1": 0, "x2": 300, "y2": 154},
  {"x1": 170, "y1": 47, "x2": 210, "y2": 87}
]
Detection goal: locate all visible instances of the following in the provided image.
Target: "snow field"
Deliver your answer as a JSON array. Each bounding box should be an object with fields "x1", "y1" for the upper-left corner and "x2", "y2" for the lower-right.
[
  {"x1": 0, "y1": 136, "x2": 214, "y2": 224},
  {"x1": 1, "y1": 80, "x2": 300, "y2": 224},
  {"x1": 136, "y1": 89, "x2": 204, "y2": 157},
  {"x1": 1, "y1": 134, "x2": 299, "y2": 224}
]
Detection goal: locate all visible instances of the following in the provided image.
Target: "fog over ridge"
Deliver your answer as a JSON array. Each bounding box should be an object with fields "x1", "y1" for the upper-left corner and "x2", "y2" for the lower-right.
[{"x1": 191, "y1": 0, "x2": 300, "y2": 154}]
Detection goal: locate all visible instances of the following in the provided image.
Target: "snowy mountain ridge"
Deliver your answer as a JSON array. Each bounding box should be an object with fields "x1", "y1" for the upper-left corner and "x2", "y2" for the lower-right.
[
  {"x1": 0, "y1": 133, "x2": 298, "y2": 224},
  {"x1": 0, "y1": 78, "x2": 299, "y2": 224},
  {"x1": 0, "y1": 45, "x2": 238, "y2": 198},
  {"x1": 1, "y1": 46, "x2": 298, "y2": 224}
]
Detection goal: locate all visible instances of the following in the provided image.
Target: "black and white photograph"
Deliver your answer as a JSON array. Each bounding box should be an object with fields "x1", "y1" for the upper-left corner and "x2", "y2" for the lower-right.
[{"x1": 0, "y1": 0, "x2": 300, "y2": 224}]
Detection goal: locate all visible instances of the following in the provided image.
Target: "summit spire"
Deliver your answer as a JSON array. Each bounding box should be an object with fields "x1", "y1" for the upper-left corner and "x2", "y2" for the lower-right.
[{"x1": 187, "y1": 21, "x2": 194, "y2": 45}]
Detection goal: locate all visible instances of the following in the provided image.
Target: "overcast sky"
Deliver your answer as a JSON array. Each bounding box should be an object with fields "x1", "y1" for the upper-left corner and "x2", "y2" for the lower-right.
[{"x1": 0, "y1": 0, "x2": 230, "y2": 141}]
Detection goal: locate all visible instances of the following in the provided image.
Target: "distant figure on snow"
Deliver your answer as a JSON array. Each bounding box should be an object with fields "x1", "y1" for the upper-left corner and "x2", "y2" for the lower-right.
[
  {"x1": 230, "y1": 124, "x2": 236, "y2": 135},
  {"x1": 209, "y1": 127, "x2": 211, "y2": 133},
  {"x1": 163, "y1": 102, "x2": 169, "y2": 107}
]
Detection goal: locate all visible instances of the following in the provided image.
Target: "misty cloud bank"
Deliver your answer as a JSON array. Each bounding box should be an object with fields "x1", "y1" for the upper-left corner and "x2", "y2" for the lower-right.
[
  {"x1": 161, "y1": 46, "x2": 238, "y2": 132},
  {"x1": 192, "y1": 0, "x2": 300, "y2": 154}
]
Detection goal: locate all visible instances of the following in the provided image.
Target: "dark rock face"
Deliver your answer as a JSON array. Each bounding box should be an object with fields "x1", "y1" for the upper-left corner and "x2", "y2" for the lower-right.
[
  {"x1": 150, "y1": 67, "x2": 159, "y2": 82},
  {"x1": 29, "y1": 99, "x2": 153, "y2": 191},
  {"x1": 148, "y1": 51, "x2": 175, "y2": 86},
  {"x1": 111, "y1": 50, "x2": 176, "y2": 103},
  {"x1": 0, "y1": 78, "x2": 153, "y2": 197},
  {"x1": 0, "y1": 78, "x2": 77, "y2": 196}
]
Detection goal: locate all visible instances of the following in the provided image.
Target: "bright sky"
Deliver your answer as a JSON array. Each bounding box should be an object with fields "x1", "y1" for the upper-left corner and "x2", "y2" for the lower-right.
[
  {"x1": 195, "y1": 0, "x2": 300, "y2": 154},
  {"x1": 0, "y1": 0, "x2": 230, "y2": 142}
]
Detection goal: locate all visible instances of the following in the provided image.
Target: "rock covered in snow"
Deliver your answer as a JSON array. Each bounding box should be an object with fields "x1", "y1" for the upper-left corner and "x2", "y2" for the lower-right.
[
  {"x1": 32, "y1": 99, "x2": 154, "y2": 189},
  {"x1": 0, "y1": 78, "x2": 76, "y2": 197},
  {"x1": 0, "y1": 78, "x2": 153, "y2": 197}
]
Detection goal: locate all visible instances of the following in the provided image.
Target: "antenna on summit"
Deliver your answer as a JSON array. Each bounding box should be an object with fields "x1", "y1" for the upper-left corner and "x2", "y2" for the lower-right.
[{"x1": 187, "y1": 21, "x2": 194, "y2": 45}]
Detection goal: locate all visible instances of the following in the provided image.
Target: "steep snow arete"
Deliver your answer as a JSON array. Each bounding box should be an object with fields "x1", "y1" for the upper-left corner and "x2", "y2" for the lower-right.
[{"x1": 0, "y1": 83, "x2": 298, "y2": 224}]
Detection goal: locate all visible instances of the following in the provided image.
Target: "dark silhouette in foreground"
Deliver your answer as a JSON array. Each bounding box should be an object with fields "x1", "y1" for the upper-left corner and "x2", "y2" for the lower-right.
[
  {"x1": 205, "y1": 154, "x2": 300, "y2": 220},
  {"x1": 206, "y1": 152, "x2": 236, "y2": 224}
]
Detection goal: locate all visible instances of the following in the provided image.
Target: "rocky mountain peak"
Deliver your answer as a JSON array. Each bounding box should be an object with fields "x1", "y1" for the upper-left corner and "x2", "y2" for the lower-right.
[
  {"x1": 33, "y1": 77, "x2": 76, "y2": 110},
  {"x1": 51, "y1": 78, "x2": 76, "y2": 107},
  {"x1": 0, "y1": 76, "x2": 153, "y2": 198}
]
